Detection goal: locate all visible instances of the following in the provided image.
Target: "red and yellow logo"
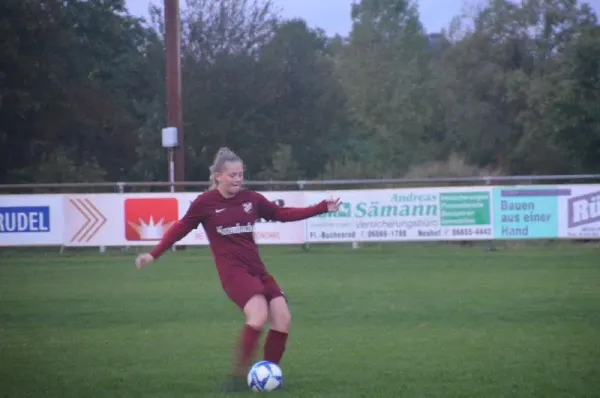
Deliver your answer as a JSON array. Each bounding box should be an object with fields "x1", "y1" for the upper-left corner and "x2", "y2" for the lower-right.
[{"x1": 124, "y1": 198, "x2": 178, "y2": 241}]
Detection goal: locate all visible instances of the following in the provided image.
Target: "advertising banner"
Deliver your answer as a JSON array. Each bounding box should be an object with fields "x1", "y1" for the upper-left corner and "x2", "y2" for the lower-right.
[
  {"x1": 305, "y1": 187, "x2": 494, "y2": 242},
  {"x1": 64, "y1": 191, "x2": 306, "y2": 247},
  {"x1": 65, "y1": 193, "x2": 128, "y2": 246},
  {"x1": 119, "y1": 193, "x2": 187, "y2": 247},
  {"x1": 558, "y1": 185, "x2": 600, "y2": 239},
  {"x1": 4, "y1": 183, "x2": 600, "y2": 247},
  {"x1": 492, "y1": 186, "x2": 564, "y2": 239},
  {"x1": 0, "y1": 195, "x2": 64, "y2": 246}
]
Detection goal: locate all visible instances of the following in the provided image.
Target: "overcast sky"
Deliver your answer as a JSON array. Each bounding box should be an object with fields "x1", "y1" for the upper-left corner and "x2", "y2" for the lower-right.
[{"x1": 124, "y1": 0, "x2": 479, "y2": 35}]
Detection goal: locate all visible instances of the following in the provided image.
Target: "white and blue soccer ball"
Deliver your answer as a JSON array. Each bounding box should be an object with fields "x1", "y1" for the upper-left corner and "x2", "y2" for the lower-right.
[{"x1": 247, "y1": 360, "x2": 283, "y2": 392}]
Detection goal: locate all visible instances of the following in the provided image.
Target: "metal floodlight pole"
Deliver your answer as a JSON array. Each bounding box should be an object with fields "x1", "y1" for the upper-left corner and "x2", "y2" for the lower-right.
[
  {"x1": 169, "y1": 148, "x2": 175, "y2": 192},
  {"x1": 164, "y1": 0, "x2": 184, "y2": 191}
]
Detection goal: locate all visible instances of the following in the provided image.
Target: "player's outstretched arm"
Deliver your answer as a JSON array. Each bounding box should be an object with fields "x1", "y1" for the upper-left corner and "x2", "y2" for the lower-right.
[
  {"x1": 135, "y1": 196, "x2": 207, "y2": 269},
  {"x1": 256, "y1": 193, "x2": 342, "y2": 222}
]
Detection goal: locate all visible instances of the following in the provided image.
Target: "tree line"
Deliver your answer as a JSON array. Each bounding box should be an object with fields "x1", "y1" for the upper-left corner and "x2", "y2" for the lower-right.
[{"x1": 1, "y1": 0, "x2": 599, "y2": 185}]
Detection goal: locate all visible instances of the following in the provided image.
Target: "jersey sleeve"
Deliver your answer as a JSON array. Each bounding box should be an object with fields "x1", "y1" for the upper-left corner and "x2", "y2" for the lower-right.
[
  {"x1": 150, "y1": 195, "x2": 208, "y2": 259},
  {"x1": 179, "y1": 195, "x2": 209, "y2": 228},
  {"x1": 255, "y1": 192, "x2": 328, "y2": 222}
]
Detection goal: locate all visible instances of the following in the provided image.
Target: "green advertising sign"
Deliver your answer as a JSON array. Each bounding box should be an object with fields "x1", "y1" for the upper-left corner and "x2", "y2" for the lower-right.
[{"x1": 440, "y1": 192, "x2": 491, "y2": 226}]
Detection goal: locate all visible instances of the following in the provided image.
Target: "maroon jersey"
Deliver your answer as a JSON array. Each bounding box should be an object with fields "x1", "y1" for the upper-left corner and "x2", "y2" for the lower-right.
[{"x1": 150, "y1": 189, "x2": 327, "y2": 277}]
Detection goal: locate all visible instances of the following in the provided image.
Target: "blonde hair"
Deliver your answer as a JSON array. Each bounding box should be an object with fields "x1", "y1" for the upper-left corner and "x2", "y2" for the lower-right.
[{"x1": 208, "y1": 147, "x2": 242, "y2": 189}]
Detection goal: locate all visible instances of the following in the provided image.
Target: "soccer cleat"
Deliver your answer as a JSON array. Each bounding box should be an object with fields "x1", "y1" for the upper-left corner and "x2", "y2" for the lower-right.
[{"x1": 220, "y1": 375, "x2": 247, "y2": 393}]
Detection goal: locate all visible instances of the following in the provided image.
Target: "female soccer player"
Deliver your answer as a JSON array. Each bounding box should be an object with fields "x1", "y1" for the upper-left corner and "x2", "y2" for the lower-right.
[{"x1": 135, "y1": 147, "x2": 341, "y2": 391}]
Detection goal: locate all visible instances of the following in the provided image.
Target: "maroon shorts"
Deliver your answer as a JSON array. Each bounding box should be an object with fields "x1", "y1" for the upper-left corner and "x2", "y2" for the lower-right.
[{"x1": 222, "y1": 270, "x2": 285, "y2": 310}]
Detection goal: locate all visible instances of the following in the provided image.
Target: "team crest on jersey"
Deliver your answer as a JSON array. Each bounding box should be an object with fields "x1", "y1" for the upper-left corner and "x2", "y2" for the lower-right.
[{"x1": 243, "y1": 202, "x2": 253, "y2": 213}]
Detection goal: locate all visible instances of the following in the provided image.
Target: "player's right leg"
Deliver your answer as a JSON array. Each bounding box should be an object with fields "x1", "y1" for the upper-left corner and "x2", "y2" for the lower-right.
[
  {"x1": 243, "y1": 294, "x2": 269, "y2": 330},
  {"x1": 221, "y1": 272, "x2": 268, "y2": 392},
  {"x1": 239, "y1": 294, "x2": 269, "y2": 372}
]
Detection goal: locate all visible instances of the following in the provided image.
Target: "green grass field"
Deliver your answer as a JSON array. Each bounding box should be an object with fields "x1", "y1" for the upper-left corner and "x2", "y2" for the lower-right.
[{"x1": 1, "y1": 244, "x2": 599, "y2": 397}]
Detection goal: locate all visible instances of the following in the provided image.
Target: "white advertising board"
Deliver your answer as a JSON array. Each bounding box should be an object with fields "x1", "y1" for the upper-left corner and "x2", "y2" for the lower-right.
[
  {"x1": 5, "y1": 184, "x2": 600, "y2": 247},
  {"x1": 0, "y1": 195, "x2": 64, "y2": 246},
  {"x1": 304, "y1": 187, "x2": 494, "y2": 242},
  {"x1": 63, "y1": 192, "x2": 306, "y2": 247},
  {"x1": 558, "y1": 185, "x2": 600, "y2": 239}
]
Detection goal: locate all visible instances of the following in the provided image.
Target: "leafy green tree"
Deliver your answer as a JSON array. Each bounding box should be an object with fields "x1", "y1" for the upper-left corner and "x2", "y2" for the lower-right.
[
  {"x1": 429, "y1": 0, "x2": 599, "y2": 174},
  {"x1": 0, "y1": 0, "x2": 162, "y2": 183},
  {"x1": 257, "y1": 19, "x2": 350, "y2": 178},
  {"x1": 335, "y1": 0, "x2": 433, "y2": 174}
]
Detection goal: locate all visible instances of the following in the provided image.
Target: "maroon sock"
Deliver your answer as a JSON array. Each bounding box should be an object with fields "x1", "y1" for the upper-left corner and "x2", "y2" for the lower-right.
[
  {"x1": 263, "y1": 329, "x2": 289, "y2": 364},
  {"x1": 234, "y1": 324, "x2": 262, "y2": 376}
]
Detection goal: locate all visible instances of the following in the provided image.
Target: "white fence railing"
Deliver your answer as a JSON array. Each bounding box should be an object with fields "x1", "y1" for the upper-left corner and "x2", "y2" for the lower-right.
[{"x1": 1, "y1": 174, "x2": 600, "y2": 193}]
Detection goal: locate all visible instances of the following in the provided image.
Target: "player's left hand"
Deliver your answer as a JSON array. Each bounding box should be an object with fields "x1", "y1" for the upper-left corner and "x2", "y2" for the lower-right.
[
  {"x1": 135, "y1": 253, "x2": 154, "y2": 269},
  {"x1": 325, "y1": 197, "x2": 342, "y2": 212}
]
